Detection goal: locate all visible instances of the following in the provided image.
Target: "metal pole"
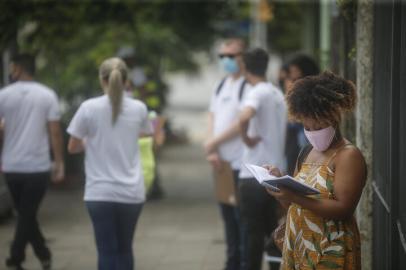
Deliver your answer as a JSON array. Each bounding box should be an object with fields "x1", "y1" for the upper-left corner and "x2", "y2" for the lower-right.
[
  {"x1": 319, "y1": 0, "x2": 331, "y2": 70},
  {"x1": 250, "y1": 0, "x2": 267, "y2": 49}
]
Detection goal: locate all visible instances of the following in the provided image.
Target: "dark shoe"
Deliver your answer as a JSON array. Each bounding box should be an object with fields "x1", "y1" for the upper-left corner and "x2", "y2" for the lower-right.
[
  {"x1": 5, "y1": 258, "x2": 25, "y2": 270},
  {"x1": 41, "y1": 259, "x2": 52, "y2": 270},
  {"x1": 6, "y1": 266, "x2": 25, "y2": 270}
]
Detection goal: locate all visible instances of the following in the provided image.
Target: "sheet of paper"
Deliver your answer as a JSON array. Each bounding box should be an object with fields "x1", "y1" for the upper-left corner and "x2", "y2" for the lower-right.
[{"x1": 244, "y1": 164, "x2": 276, "y2": 182}]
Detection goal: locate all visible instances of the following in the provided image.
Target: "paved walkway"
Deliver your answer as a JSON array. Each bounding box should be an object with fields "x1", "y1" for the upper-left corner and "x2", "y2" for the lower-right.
[{"x1": 0, "y1": 143, "x2": 226, "y2": 270}]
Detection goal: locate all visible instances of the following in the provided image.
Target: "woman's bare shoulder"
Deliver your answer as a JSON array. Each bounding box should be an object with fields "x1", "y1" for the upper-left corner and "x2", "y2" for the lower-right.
[{"x1": 334, "y1": 144, "x2": 367, "y2": 177}]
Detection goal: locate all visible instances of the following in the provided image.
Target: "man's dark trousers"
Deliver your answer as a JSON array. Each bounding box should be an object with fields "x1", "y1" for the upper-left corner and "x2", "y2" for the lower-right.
[
  {"x1": 239, "y1": 178, "x2": 279, "y2": 270},
  {"x1": 5, "y1": 172, "x2": 51, "y2": 265}
]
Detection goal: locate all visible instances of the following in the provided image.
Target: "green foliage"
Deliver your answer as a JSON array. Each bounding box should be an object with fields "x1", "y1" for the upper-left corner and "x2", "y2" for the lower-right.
[
  {"x1": 267, "y1": 1, "x2": 303, "y2": 53},
  {"x1": 0, "y1": 0, "x2": 314, "y2": 103},
  {"x1": 0, "y1": 0, "x2": 235, "y2": 101},
  {"x1": 336, "y1": 0, "x2": 357, "y2": 22}
]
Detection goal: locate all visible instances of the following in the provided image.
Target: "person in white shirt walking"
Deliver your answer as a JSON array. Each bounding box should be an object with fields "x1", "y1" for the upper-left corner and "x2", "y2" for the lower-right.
[
  {"x1": 0, "y1": 54, "x2": 65, "y2": 270},
  {"x1": 67, "y1": 57, "x2": 152, "y2": 270},
  {"x1": 205, "y1": 38, "x2": 249, "y2": 270},
  {"x1": 238, "y1": 48, "x2": 287, "y2": 270}
]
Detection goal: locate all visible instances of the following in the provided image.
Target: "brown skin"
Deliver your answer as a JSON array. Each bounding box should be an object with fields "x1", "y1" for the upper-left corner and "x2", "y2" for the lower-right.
[
  {"x1": 68, "y1": 136, "x2": 84, "y2": 154},
  {"x1": 239, "y1": 106, "x2": 261, "y2": 148},
  {"x1": 278, "y1": 68, "x2": 294, "y2": 94},
  {"x1": 288, "y1": 64, "x2": 303, "y2": 82},
  {"x1": 204, "y1": 40, "x2": 245, "y2": 163},
  {"x1": 48, "y1": 121, "x2": 65, "y2": 183},
  {"x1": 266, "y1": 117, "x2": 367, "y2": 220},
  {"x1": 9, "y1": 63, "x2": 33, "y2": 82},
  {"x1": 238, "y1": 68, "x2": 265, "y2": 148}
]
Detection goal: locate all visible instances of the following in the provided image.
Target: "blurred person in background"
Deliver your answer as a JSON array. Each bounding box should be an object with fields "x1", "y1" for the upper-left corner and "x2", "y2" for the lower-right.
[
  {"x1": 67, "y1": 57, "x2": 152, "y2": 270},
  {"x1": 287, "y1": 54, "x2": 320, "y2": 83},
  {"x1": 277, "y1": 64, "x2": 289, "y2": 93},
  {"x1": 117, "y1": 47, "x2": 166, "y2": 200},
  {"x1": 205, "y1": 38, "x2": 248, "y2": 270},
  {"x1": 266, "y1": 71, "x2": 366, "y2": 270},
  {"x1": 0, "y1": 54, "x2": 65, "y2": 270},
  {"x1": 238, "y1": 48, "x2": 287, "y2": 270},
  {"x1": 284, "y1": 54, "x2": 320, "y2": 175}
]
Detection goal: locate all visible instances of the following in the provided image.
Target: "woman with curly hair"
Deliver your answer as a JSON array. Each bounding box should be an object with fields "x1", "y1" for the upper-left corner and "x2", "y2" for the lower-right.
[{"x1": 266, "y1": 71, "x2": 366, "y2": 270}]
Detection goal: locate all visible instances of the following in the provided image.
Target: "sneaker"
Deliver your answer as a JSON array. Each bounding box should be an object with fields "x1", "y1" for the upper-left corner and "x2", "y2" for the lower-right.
[{"x1": 265, "y1": 254, "x2": 283, "y2": 263}]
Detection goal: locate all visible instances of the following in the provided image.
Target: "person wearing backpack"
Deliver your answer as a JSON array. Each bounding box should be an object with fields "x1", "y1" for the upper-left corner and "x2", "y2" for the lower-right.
[{"x1": 205, "y1": 38, "x2": 249, "y2": 270}]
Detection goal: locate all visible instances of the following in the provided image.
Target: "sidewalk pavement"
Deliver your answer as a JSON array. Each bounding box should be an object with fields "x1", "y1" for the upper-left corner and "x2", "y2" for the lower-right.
[{"x1": 0, "y1": 143, "x2": 226, "y2": 270}]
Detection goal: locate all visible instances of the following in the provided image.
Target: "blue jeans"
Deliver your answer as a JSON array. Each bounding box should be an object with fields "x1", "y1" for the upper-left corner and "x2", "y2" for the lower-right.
[{"x1": 86, "y1": 201, "x2": 143, "y2": 270}]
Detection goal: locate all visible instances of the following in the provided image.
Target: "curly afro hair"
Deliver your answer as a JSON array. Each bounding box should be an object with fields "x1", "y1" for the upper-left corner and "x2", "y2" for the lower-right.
[{"x1": 286, "y1": 71, "x2": 356, "y2": 126}]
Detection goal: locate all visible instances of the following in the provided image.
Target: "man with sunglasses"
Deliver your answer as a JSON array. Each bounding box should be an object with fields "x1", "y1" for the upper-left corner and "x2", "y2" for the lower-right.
[{"x1": 205, "y1": 38, "x2": 249, "y2": 270}]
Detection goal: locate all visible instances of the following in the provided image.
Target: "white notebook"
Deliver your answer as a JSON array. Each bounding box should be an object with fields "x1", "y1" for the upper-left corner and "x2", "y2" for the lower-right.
[{"x1": 244, "y1": 164, "x2": 320, "y2": 195}]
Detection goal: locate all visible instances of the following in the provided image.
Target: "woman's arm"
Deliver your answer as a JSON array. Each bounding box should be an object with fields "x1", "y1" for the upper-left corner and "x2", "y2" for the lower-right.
[
  {"x1": 48, "y1": 121, "x2": 65, "y2": 182},
  {"x1": 68, "y1": 136, "x2": 85, "y2": 154},
  {"x1": 268, "y1": 147, "x2": 366, "y2": 220}
]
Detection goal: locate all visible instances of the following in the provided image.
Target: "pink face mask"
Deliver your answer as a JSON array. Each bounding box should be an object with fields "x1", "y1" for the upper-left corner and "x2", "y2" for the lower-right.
[{"x1": 304, "y1": 126, "x2": 336, "y2": 152}]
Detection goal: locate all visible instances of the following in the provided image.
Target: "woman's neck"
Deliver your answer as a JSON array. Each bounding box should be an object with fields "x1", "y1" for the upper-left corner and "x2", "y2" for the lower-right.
[{"x1": 330, "y1": 129, "x2": 346, "y2": 149}]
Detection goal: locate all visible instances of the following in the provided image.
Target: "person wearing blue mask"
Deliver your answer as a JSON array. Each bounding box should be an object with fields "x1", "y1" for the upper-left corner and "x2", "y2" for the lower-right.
[{"x1": 205, "y1": 38, "x2": 249, "y2": 270}]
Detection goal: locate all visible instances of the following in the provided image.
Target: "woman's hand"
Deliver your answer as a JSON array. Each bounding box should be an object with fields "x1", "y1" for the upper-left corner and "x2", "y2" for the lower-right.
[
  {"x1": 266, "y1": 186, "x2": 298, "y2": 203},
  {"x1": 263, "y1": 165, "x2": 295, "y2": 209},
  {"x1": 262, "y1": 165, "x2": 282, "y2": 177}
]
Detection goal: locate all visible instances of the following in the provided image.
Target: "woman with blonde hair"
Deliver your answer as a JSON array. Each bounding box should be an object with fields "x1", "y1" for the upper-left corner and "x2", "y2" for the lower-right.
[
  {"x1": 266, "y1": 71, "x2": 366, "y2": 270},
  {"x1": 67, "y1": 57, "x2": 152, "y2": 270}
]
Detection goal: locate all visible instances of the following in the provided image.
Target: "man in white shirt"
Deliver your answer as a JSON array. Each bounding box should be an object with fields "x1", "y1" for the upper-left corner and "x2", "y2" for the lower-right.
[
  {"x1": 205, "y1": 38, "x2": 248, "y2": 270},
  {"x1": 0, "y1": 54, "x2": 64, "y2": 270},
  {"x1": 239, "y1": 48, "x2": 287, "y2": 270}
]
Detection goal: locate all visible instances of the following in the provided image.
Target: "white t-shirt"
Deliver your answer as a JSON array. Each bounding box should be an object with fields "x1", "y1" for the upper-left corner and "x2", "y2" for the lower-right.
[
  {"x1": 0, "y1": 81, "x2": 60, "y2": 173},
  {"x1": 209, "y1": 76, "x2": 249, "y2": 170},
  {"x1": 67, "y1": 95, "x2": 153, "y2": 204},
  {"x1": 239, "y1": 82, "x2": 287, "y2": 179}
]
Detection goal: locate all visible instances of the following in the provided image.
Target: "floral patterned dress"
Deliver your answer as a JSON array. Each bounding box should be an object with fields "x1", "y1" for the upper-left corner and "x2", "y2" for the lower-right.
[{"x1": 281, "y1": 148, "x2": 361, "y2": 270}]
